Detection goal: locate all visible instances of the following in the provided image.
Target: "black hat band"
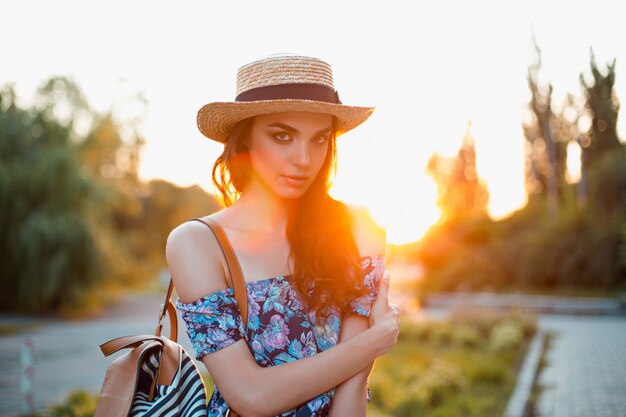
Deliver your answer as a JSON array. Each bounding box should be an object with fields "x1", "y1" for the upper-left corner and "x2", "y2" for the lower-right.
[{"x1": 235, "y1": 83, "x2": 341, "y2": 104}]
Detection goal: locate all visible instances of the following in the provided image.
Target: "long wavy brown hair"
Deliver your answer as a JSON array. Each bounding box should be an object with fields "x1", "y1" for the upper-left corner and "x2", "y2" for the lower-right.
[{"x1": 212, "y1": 115, "x2": 368, "y2": 322}]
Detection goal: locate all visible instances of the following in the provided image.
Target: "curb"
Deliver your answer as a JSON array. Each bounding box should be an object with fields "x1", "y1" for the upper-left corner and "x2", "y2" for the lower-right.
[
  {"x1": 503, "y1": 331, "x2": 546, "y2": 417},
  {"x1": 423, "y1": 292, "x2": 626, "y2": 316}
]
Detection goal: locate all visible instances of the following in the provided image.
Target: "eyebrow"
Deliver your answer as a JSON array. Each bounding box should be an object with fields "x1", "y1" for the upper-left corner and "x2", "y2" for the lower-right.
[{"x1": 266, "y1": 122, "x2": 332, "y2": 136}]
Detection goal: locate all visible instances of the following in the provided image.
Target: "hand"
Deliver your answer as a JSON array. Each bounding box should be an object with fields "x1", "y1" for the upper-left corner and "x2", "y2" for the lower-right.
[{"x1": 368, "y1": 271, "x2": 400, "y2": 355}]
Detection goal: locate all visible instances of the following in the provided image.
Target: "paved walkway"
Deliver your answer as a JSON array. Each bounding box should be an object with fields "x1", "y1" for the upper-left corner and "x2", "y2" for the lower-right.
[{"x1": 535, "y1": 315, "x2": 626, "y2": 417}]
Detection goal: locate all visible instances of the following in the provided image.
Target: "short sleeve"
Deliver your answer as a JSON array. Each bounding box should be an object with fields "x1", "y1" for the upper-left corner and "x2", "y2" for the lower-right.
[
  {"x1": 348, "y1": 255, "x2": 386, "y2": 318},
  {"x1": 175, "y1": 288, "x2": 246, "y2": 359}
]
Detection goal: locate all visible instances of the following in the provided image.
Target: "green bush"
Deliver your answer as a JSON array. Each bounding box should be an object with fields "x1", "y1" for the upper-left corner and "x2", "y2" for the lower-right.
[
  {"x1": 405, "y1": 359, "x2": 467, "y2": 409},
  {"x1": 369, "y1": 309, "x2": 537, "y2": 417},
  {"x1": 489, "y1": 322, "x2": 524, "y2": 351},
  {"x1": 415, "y1": 146, "x2": 626, "y2": 293},
  {"x1": 429, "y1": 322, "x2": 453, "y2": 346},
  {"x1": 43, "y1": 390, "x2": 97, "y2": 417},
  {"x1": 451, "y1": 324, "x2": 482, "y2": 348},
  {"x1": 0, "y1": 85, "x2": 102, "y2": 313}
]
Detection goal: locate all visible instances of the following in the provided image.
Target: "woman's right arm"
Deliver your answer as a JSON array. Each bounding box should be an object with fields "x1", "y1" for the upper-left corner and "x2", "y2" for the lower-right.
[{"x1": 166, "y1": 222, "x2": 398, "y2": 417}]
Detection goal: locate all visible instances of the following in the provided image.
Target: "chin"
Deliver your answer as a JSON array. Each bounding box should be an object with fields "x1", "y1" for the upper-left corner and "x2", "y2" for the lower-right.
[
  {"x1": 277, "y1": 190, "x2": 308, "y2": 200},
  {"x1": 273, "y1": 184, "x2": 311, "y2": 200}
]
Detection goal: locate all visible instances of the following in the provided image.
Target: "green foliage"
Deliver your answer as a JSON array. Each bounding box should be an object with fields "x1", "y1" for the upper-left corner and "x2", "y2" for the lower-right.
[
  {"x1": 0, "y1": 84, "x2": 102, "y2": 312},
  {"x1": 394, "y1": 359, "x2": 467, "y2": 415},
  {"x1": 507, "y1": 204, "x2": 622, "y2": 288},
  {"x1": 450, "y1": 324, "x2": 481, "y2": 348},
  {"x1": 1, "y1": 79, "x2": 220, "y2": 315},
  {"x1": 417, "y1": 154, "x2": 626, "y2": 292},
  {"x1": 586, "y1": 147, "x2": 626, "y2": 214},
  {"x1": 40, "y1": 390, "x2": 98, "y2": 417},
  {"x1": 489, "y1": 322, "x2": 523, "y2": 352},
  {"x1": 370, "y1": 308, "x2": 536, "y2": 417}
]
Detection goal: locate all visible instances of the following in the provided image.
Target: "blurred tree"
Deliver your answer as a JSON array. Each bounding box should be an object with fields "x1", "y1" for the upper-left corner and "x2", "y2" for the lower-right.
[
  {"x1": 0, "y1": 78, "x2": 220, "y2": 314},
  {"x1": 78, "y1": 113, "x2": 148, "y2": 286},
  {"x1": 580, "y1": 51, "x2": 625, "y2": 215},
  {"x1": 141, "y1": 179, "x2": 221, "y2": 265},
  {"x1": 35, "y1": 76, "x2": 93, "y2": 133},
  {"x1": 414, "y1": 45, "x2": 626, "y2": 295},
  {"x1": 426, "y1": 122, "x2": 490, "y2": 225},
  {"x1": 523, "y1": 37, "x2": 569, "y2": 218},
  {"x1": 580, "y1": 50, "x2": 622, "y2": 165},
  {"x1": 0, "y1": 83, "x2": 101, "y2": 312},
  {"x1": 78, "y1": 114, "x2": 220, "y2": 284},
  {"x1": 552, "y1": 94, "x2": 587, "y2": 207}
]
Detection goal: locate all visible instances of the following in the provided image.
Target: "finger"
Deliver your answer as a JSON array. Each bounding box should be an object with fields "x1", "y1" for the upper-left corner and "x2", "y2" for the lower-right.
[
  {"x1": 378, "y1": 271, "x2": 390, "y2": 298},
  {"x1": 389, "y1": 305, "x2": 399, "y2": 316}
]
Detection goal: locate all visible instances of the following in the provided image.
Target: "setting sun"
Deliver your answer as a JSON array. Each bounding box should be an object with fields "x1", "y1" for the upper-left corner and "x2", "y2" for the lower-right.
[{"x1": 329, "y1": 140, "x2": 442, "y2": 245}]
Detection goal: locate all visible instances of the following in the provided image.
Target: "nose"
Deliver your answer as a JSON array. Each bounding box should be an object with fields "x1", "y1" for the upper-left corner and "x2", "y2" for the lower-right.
[{"x1": 291, "y1": 141, "x2": 311, "y2": 167}]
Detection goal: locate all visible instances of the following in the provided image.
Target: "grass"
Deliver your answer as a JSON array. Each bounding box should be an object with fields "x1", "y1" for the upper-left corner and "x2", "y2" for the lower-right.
[
  {"x1": 368, "y1": 307, "x2": 537, "y2": 417},
  {"x1": 24, "y1": 390, "x2": 98, "y2": 417},
  {"x1": 0, "y1": 323, "x2": 21, "y2": 335}
]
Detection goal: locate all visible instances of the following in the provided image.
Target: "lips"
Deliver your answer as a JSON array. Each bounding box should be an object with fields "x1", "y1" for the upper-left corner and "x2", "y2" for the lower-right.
[{"x1": 282, "y1": 175, "x2": 310, "y2": 187}]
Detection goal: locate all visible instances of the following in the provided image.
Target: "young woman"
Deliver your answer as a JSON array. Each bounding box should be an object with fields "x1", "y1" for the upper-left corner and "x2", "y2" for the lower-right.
[{"x1": 166, "y1": 54, "x2": 400, "y2": 417}]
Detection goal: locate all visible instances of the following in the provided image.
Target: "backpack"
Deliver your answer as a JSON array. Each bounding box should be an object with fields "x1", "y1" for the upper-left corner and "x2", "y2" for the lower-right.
[{"x1": 93, "y1": 280, "x2": 208, "y2": 417}]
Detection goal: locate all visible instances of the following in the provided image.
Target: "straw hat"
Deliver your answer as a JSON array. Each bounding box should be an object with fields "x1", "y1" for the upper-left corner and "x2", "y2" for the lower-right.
[{"x1": 197, "y1": 54, "x2": 375, "y2": 143}]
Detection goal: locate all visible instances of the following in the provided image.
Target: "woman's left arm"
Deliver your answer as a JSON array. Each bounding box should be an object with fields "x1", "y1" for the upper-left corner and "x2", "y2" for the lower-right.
[
  {"x1": 328, "y1": 314, "x2": 373, "y2": 416},
  {"x1": 328, "y1": 205, "x2": 387, "y2": 416}
]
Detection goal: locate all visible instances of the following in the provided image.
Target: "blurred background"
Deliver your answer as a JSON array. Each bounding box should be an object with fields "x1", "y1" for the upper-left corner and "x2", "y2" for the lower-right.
[{"x1": 1, "y1": 1, "x2": 625, "y2": 416}]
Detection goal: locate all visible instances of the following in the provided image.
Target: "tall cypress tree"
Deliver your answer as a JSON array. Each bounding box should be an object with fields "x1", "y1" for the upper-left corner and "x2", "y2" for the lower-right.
[
  {"x1": 426, "y1": 122, "x2": 489, "y2": 224},
  {"x1": 580, "y1": 50, "x2": 622, "y2": 166},
  {"x1": 522, "y1": 36, "x2": 569, "y2": 218}
]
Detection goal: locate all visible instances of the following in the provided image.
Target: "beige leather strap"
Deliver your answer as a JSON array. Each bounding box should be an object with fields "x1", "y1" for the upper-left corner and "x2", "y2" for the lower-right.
[
  {"x1": 99, "y1": 335, "x2": 179, "y2": 388},
  {"x1": 100, "y1": 334, "x2": 162, "y2": 357},
  {"x1": 94, "y1": 340, "x2": 161, "y2": 417},
  {"x1": 93, "y1": 338, "x2": 180, "y2": 417},
  {"x1": 187, "y1": 218, "x2": 249, "y2": 331},
  {"x1": 155, "y1": 280, "x2": 178, "y2": 342}
]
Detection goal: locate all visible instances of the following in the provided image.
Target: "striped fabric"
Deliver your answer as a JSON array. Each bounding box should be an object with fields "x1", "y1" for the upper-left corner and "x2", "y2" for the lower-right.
[{"x1": 129, "y1": 345, "x2": 208, "y2": 417}]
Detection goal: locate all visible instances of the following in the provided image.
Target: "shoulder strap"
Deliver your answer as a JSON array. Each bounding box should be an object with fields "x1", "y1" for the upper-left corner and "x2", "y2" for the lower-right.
[
  {"x1": 156, "y1": 281, "x2": 178, "y2": 342},
  {"x1": 187, "y1": 217, "x2": 249, "y2": 330}
]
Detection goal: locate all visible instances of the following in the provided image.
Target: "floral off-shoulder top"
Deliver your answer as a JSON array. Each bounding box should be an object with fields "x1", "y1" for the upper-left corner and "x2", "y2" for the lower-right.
[{"x1": 175, "y1": 254, "x2": 385, "y2": 417}]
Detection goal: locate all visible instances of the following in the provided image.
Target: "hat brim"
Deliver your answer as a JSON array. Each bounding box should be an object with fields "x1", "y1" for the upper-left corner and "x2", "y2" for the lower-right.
[{"x1": 197, "y1": 99, "x2": 375, "y2": 143}]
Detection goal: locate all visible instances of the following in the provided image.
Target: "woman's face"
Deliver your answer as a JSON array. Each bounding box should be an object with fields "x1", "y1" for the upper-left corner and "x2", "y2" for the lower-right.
[{"x1": 246, "y1": 111, "x2": 333, "y2": 200}]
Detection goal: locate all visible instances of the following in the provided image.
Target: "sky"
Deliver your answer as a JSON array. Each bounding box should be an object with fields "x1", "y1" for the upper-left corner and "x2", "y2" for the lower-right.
[{"x1": 2, "y1": 0, "x2": 625, "y2": 244}]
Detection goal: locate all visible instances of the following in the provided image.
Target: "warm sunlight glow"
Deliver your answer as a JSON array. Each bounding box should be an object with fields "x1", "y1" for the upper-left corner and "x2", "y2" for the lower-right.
[
  {"x1": 566, "y1": 141, "x2": 582, "y2": 183},
  {"x1": 330, "y1": 177, "x2": 440, "y2": 246},
  {"x1": 9, "y1": 1, "x2": 622, "y2": 249},
  {"x1": 328, "y1": 131, "x2": 444, "y2": 246}
]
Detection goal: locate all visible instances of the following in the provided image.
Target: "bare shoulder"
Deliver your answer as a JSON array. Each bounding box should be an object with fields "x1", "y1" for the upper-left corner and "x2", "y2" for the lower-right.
[
  {"x1": 349, "y1": 205, "x2": 386, "y2": 259},
  {"x1": 165, "y1": 215, "x2": 229, "y2": 304}
]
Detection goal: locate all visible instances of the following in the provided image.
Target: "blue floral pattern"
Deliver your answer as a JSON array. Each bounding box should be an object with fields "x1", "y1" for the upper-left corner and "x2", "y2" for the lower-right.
[{"x1": 175, "y1": 255, "x2": 385, "y2": 417}]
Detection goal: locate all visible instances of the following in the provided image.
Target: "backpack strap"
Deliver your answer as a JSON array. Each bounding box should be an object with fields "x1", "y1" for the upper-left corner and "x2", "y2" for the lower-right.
[
  {"x1": 156, "y1": 281, "x2": 178, "y2": 342},
  {"x1": 186, "y1": 217, "x2": 249, "y2": 331}
]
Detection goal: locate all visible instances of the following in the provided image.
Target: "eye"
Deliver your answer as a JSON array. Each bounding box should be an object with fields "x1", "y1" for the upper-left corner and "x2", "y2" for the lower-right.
[
  {"x1": 273, "y1": 132, "x2": 292, "y2": 142},
  {"x1": 313, "y1": 134, "x2": 329, "y2": 144}
]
